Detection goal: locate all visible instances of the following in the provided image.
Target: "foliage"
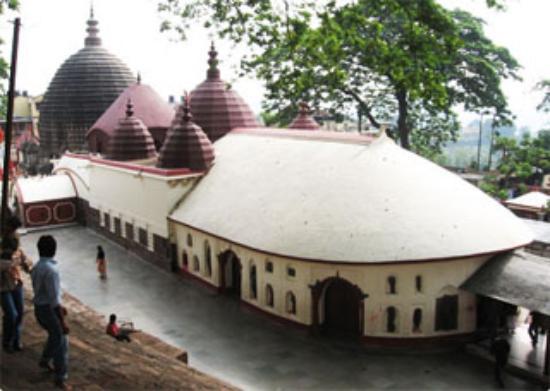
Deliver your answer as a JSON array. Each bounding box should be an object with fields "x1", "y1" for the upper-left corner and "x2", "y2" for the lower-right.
[
  {"x1": 0, "y1": 0, "x2": 19, "y2": 119},
  {"x1": 536, "y1": 79, "x2": 550, "y2": 113},
  {"x1": 481, "y1": 132, "x2": 550, "y2": 199},
  {"x1": 159, "y1": 0, "x2": 519, "y2": 157}
]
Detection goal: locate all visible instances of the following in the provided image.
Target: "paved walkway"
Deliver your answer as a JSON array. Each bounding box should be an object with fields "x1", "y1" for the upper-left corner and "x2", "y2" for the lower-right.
[{"x1": 20, "y1": 226, "x2": 538, "y2": 390}]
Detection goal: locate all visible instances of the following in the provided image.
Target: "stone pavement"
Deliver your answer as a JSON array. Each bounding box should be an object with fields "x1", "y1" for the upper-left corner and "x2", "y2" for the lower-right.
[
  {"x1": 0, "y1": 274, "x2": 235, "y2": 390},
  {"x1": 19, "y1": 226, "x2": 540, "y2": 390}
]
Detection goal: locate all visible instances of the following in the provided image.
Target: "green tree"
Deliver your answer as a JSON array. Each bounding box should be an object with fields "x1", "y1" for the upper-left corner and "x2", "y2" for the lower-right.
[
  {"x1": 536, "y1": 79, "x2": 550, "y2": 113},
  {"x1": 159, "y1": 0, "x2": 519, "y2": 156},
  {"x1": 481, "y1": 133, "x2": 550, "y2": 199},
  {"x1": 0, "y1": 0, "x2": 20, "y2": 118}
]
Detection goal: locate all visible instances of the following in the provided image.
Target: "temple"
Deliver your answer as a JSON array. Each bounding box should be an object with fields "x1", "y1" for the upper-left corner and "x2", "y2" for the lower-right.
[{"x1": 12, "y1": 12, "x2": 544, "y2": 349}]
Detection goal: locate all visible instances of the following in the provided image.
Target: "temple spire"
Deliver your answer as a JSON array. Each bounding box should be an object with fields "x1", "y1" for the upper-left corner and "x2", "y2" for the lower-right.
[
  {"x1": 182, "y1": 91, "x2": 192, "y2": 122},
  {"x1": 126, "y1": 99, "x2": 134, "y2": 118},
  {"x1": 207, "y1": 42, "x2": 220, "y2": 80},
  {"x1": 85, "y1": 4, "x2": 102, "y2": 47}
]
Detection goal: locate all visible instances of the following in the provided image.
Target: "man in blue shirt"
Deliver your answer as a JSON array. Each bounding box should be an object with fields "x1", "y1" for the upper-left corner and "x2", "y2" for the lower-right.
[{"x1": 30, "y1": 235, "x2": 70, "y2": 389}]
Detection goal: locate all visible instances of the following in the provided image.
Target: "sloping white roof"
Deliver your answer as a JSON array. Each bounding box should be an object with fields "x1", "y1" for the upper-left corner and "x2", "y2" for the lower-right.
[
  {"x1": 16, "y1": 174, "x2": 76, "y2": 203},
  {"x1": 505, "y1": 191, "x2": 550, "y2": 210},
  {"x1": 53, "y1": 154, "x2": 91, "y2": 200},
  {"x1": 170, "y1": 129, "x2": 533, "y2": 263}
]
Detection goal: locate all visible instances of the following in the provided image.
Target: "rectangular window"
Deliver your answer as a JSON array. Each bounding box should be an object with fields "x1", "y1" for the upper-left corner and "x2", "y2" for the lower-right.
[
  {"x1": 287, "y1": 267, "x2": 296, "y2": 277},
  {"x1": 104, "y1": 213, "x2": 110, "y2": 231},
  {"x1": 125, "y1": 223, "x2": 134, "y2": 241},
  {"x1": 153, "y1": 234, "x2": 167, "y2": 256},
  {"x1": 139, "y1": 228, "x2": 148, "y2": 247},
  {"x1": 265, "y1": 261, "x2": 273, "y2": 273},
  {"x1": 435, "y1": 295, "x2": 458, "y2": 331},
  {"x1": 114, "y1": 218, "x2": 121, "y2": 236},
  {"x1": 415, "y1": 275, "x2": 423, "y2": 293}
]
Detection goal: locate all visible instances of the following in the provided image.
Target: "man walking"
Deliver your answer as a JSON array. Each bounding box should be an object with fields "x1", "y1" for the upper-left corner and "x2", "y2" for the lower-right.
[{"x1": 30, "y1": 235, "x2": 70, "y2": 389}]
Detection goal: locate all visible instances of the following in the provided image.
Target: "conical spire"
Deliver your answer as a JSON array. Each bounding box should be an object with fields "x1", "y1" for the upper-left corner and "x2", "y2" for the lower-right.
[
  {"x1": 85, "y1": 5, "x2": 102, "y2": 47},
  {"x1": 207, "y1": 41, "x2": 221, "y2": 80},
  {"x1": 125, "y1": 98, "x2": 134, "y2": 117},
  {"x1": 157, "y1": 92, "x2": 215, "y2": 170},
  {"x1": 288, "y1": 102, "x2": 320, "y2": 130}
]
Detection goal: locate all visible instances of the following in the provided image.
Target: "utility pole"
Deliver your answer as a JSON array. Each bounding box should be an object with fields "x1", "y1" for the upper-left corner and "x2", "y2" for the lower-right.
[
  {"x1": 488, "y1": 119, "x2": 496, "y2": 171},
  {"x1": 476, "y1": 112, "x2": 484, "y2": 172},
  {"x1": 1, "y1": 18, "x2": 21, "y2": 233}
]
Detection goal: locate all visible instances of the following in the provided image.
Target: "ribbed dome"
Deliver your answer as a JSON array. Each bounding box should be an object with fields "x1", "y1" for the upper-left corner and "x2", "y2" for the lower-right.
[
  {"x1": 288, "y1": 102, "x2": 320, "y2": 130},
  {"x1": 157, "y1": 95, "x2": 215, "y2": 170},
  {"x1": 39, "y1": 10, "x2": 134, "y2": 156},
  {"x1": 189, "y1": 43, "x2": 259, "y2": 142},
  {"x1": 106, "y1": 100, "x2": 157, "y2": 161}
]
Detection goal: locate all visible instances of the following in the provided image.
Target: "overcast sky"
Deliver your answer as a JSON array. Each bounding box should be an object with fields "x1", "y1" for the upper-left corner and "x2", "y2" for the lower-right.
[{"x1": 1, "y1": 0, "x2": 549, "y2": 132}]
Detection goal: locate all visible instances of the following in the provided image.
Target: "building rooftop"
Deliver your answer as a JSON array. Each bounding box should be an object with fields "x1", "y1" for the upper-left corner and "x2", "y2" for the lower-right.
[{"x1": 170, "y1": 128, "x2": 532, "y2": 263}]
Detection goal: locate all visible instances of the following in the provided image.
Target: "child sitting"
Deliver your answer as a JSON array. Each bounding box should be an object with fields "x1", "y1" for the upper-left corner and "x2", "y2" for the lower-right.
[{"x1": 106, "y1": 313, "x2": 133, "y2": 343}]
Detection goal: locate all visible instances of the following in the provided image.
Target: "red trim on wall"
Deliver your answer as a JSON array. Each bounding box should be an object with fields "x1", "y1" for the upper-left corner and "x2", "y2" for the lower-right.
[
  {"x1": 360, "y1": 332, "x2": 475, "y2": 349},
  {"x1": 63, "y1": 152, "x2": 206, "y2": 177},
  {"x1": 179, "y1": 267, "x2": 219, "y2": 293},
  {"x1": 168, "y1": 218, "x2": 531, "y2": 266},
  {"x1": 26, "y1": 204, "x2": 52, "y2": 226},
  {"x1": 53, "y1": 202, "x2": 76, "y2": 223},
  {"x1": 239, "y1": 299, "x2": 310, "y2": 332},
  {"x1": 90, "y1": 157, "x2": 203, "y2": 177}
]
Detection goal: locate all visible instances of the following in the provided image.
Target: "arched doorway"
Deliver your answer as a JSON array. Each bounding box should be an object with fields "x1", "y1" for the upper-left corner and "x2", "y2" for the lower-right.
[
  {"x1": 218, "y1": 250, "x2": 241, "y2": 296},
  {"x1": 310, "y1": 277, "x2": 366, "y2": 338}
]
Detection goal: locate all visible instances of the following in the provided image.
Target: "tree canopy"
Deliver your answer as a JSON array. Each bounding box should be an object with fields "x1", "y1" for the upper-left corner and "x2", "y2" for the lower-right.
[{"x1": 159, "y1": 0, "x2": 520, "y2": 155}]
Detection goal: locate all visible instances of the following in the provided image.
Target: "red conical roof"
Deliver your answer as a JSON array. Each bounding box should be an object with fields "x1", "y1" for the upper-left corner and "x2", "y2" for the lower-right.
[
  {"x1": 189, "y1": 43, "x2": 259, "y2": 142},
  {"x1": 87, "y1": 82, "x2": 174, "y2": 138},
  {"x1": 157, "y1": 94, "x2": 215, "y2": 171},
  {"x1": 288, "y1": 102, "x2": 320, "y2": 130},
  {"x1": 106, "y1": 100, "x2": 158, "y2": 161}
]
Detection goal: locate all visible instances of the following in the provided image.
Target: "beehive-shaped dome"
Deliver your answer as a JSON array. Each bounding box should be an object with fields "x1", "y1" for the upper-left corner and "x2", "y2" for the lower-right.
[
  {"x1": 106, "y1": 100, "x2": 157, "y2": 161},
  {"x1": 288, "y1": 102, "x2": 320, "y2": 130},
  {"x1": 189, "y1": 43, "x2": 259, "y2": 142},
  {"x1": 157, "y1": 94, "x2": 215, "y2": 170},
  {"x1": 39, "y1": 9, "x2": 134, "y2": 156}
]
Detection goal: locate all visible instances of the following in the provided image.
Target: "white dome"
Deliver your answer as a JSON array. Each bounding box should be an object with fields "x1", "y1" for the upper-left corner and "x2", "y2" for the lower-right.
[{"x1": 170, "y1": 128, "x2": 533, "y2": 263}]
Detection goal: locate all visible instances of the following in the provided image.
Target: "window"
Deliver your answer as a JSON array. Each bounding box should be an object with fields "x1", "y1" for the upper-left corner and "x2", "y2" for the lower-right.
[
  {"x1": 435, "y1": 295, "x2": 458, "y2": 331},
  {"x1": 153, "y1": 234, "x2": 167, "y2": 255},
  {"x1": 187, "y1": 233, "x2": 193, "y2": 247},
  {"x1": 265, "y1": 260, "x2": 273, "y2": 273},
  {"x1": 415, "y1": 275, "x2": 423, "y2": 293},
  {"x1": 250, "y1": 264, "x2": 257, "y2": 299},
  {"x1": 413, "y1": 308, "x2": 422, "y2": 333},
  {"x1": 387, "y1": 276, "x2": 397, "y2": 294},
  {"x1": 266, "y1": 284, "x2": 274, "y2": 307},
  {"x1": 104, "y1": 213, "x2": 111, "y2": 230},
  {"x1": 287, "y1": 266, "x2": 296, "y2": 277},
  {"x1": 286, "y1": 291, "x2": 296, "y2": 314},
  {"x1": 114, "y1": 217, "x2": 121, "y2": 236},
  {"x1": 386, "y1": 306, "x2": 397, "y2": 333},
  {"x1": 193, "y1": 255, "x2": 200, "y2": 272},
  {"x1": 139, "y1": 228, "x2": 148, "y2": 247},
  {"x1": 125, "y1": 222, "x2": 134, "y2": 241},
  {"x1": 204, "y1": 241, "x2": 212, "y2": 277},
  {"x1": 181, "y1": 250, "x2": 188, "y2": 269}
]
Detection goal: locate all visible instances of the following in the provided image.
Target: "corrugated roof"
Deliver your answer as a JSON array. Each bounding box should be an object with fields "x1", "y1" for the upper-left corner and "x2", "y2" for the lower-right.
[
  {"x1": 16, "y1": 175, "x2": 76, "y2": 203},
  {"x1": 461, "y1": 250, "x2": 550, "y2": 316},
  {"x1": 170, "y1": 128, "x2": 532, "y2": 263}
]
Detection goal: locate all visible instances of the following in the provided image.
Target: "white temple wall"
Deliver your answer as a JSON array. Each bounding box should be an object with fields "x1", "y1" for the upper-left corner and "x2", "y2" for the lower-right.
[
  {"x1": 88, "y1": 163, "x2": 197, "y2": 239},
  {"x1": 171, "y1": 223, "x2": 490, "y2": 338}
]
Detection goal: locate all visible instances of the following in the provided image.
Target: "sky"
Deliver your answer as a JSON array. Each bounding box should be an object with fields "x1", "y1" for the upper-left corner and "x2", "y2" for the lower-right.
[{"x1": 1, "y1": 0, "x2": 549, "y2": 133}]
